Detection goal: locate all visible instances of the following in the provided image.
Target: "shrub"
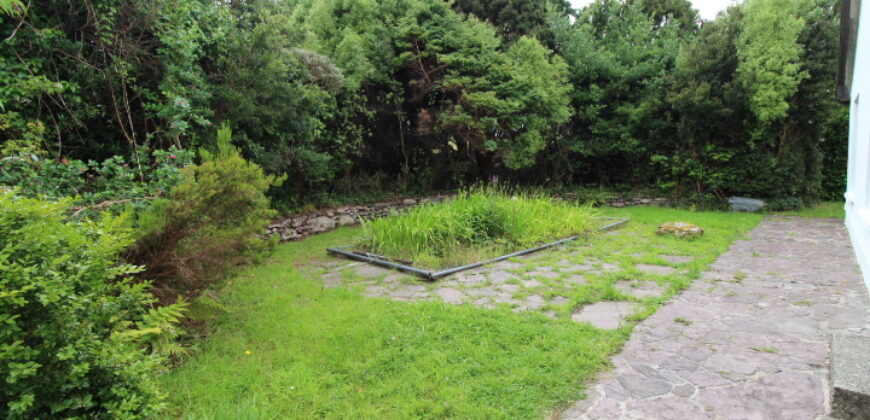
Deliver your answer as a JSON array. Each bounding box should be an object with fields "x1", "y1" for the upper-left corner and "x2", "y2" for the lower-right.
[
  {"x1": 360, "y1": 188, "x2": 596, "y2": 268},
  {"x1": 767, "y1": 196, "x2": 804, "y2": 211},
  {"x1": 0, "y1": 146, "x2": 194, "y2": 218},
  {"x1": 127, "y1": 124, "x2": 279, "y2": 301},
  {"x1": 0, "y1": 192, "x2": 184, "y2": 418}
]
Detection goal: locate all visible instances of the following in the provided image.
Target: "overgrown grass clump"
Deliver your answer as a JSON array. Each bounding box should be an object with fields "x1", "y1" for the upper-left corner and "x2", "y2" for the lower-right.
[{"x1": 360, "y1": 188, "x2": 596, "y2": 268}]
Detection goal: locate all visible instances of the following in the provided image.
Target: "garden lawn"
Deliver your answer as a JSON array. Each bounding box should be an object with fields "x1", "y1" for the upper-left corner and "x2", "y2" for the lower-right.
[
  {"x1": 161, "y1": 206, "x2": 762, "y2": 419},
  {"x1": 773, "y1": 201, "x2": 844, "y2": 218}
]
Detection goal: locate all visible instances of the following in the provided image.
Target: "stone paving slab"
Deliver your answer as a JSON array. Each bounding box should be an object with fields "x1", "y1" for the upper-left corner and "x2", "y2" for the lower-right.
[
  {"x1": 572, "y1": 302, "x2": 642, "y2": 329},
  {"x1": 559, "y1": 217, "x2": 870, "y2": 420},
  {"x1": 319, "y1": 220, "x2": 708, "y2": 328}
]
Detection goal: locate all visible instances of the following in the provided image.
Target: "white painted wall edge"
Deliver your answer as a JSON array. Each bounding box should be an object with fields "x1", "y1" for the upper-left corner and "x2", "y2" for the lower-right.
[{"x1": 845, "y1": 209, "x2": 870, "y2": 294}]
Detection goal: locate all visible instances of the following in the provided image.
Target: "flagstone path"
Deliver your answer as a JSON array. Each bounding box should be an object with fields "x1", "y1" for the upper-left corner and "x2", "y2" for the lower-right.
[{"x1": 559, "y1": 216, "x2": 870, "y2": 420}]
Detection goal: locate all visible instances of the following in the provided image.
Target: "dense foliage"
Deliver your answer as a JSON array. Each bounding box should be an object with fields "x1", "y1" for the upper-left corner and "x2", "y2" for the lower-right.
[
  {"x1": 0, "y1": 146, "x2": 193, "y2": 217},
  {"x1": 0, "y1": 0, "x2": 847, "y2": 206},
  {"x1": 127, "y1": 125, "x2": 278, "y2": 301},
  {"x1": 0, "y1": 193, "x2": 184, "y2": 418}
]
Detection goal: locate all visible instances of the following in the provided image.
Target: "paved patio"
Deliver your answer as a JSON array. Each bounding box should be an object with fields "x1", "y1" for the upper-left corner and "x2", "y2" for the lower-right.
[{"x1": 559, "y1": 216, "x2": 870, "y2": 419}]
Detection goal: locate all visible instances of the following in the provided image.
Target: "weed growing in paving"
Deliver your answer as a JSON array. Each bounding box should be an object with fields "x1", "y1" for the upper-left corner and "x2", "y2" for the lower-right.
[
  {"x1": 360, "y1": 188, "x2": 596, "y2": 269},
  {"x1": 673, "y1": 317, "x2": 692, "y2": 325}
]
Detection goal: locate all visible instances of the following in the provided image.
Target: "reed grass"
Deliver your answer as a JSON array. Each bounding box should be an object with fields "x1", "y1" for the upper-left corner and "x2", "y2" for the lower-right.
[{"x1": 360, "y1": 188, "x2": 596, "y2": 268}]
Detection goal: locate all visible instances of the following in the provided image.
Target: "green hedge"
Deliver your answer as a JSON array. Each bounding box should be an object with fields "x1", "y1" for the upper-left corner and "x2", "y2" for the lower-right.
[{"x1": 0, "y1": 193, "x2": 179, "y2": 418}]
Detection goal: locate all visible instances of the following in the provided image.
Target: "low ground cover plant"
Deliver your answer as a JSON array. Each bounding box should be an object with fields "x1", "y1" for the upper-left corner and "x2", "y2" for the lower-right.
[{"x1": 359, "y1": 188, "x2": 596, "y2": 268}]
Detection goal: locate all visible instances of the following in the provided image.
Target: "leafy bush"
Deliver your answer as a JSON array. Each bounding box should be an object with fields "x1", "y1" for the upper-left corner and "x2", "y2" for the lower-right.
[
  {"x1": 0, "y1": 192, "x2": 184, "y2": 418},
  {"x1": 767, "y1": 197, "x2": 804, "y2": 211},
  {"x1": 0, "y1": 147, "x2": 194, "y2": 218},
  {"x1": 360, "y1": 188, "x2": 596, "y2": 268},
  {"x1": 127, "y1": 125, "x2": 279, "y2": 301},
  {"x1": 820, "y1": 107, "x2": 848, "y2": 200}
]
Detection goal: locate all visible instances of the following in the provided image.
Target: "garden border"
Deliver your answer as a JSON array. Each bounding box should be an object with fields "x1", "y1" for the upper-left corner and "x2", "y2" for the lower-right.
[{"x1": 326, "y1": 217, "x2": 630, "y2": 281}]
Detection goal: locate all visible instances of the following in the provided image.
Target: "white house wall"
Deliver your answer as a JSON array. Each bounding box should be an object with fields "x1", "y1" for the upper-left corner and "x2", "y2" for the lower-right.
[{"x1": 845, "y1": 0, "x2": 870, "y2": 294}]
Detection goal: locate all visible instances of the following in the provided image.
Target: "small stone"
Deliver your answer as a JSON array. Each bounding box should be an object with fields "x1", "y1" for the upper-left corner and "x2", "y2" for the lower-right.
[
  {"x1": 388, "y1": 285, "x2": 428, "y2": 300},
  {"x1": 498, "y1": 284, "x2": 520, "y2": 294},
  {"x1": 635, "y1": 264, "x2": 677, "y2": 276},
  {"x1": 677, "y1": 369, "x2": 731, "y2": 387},
  {"x1": 465, "y1": 287, "x2": 499, "y2": 298},
  {"x1": 355, "y1": 264, "x2": 391, "y2": 278},
  {"x1": 525, "y1": 294, "x2": 546, "y2": 309},
  {"x1": 363, "y1": 285, "x2": 390, "y2": 297},
  {"x1": 494, "y1": 292, "x2": 519, "y2": 305},
  {"x1": 471, "y1": 297, "x2": 492, "y2": 308},
  {"x1": 281, "y1": 231, "x2": 303, "y2": 241},
  {"x1": 337, "y1": 215, "x2": 356, "y2": 226},
  {"x1": 309, "y1": 216, "x2": 337, "y2": 233},
  {"x1": 660, "y1": 255, "x2": 694, "y2": 264},
  {"x1": 705, "y1": 354, "x2": 756, "y2": 376},
  {"x1": 728, "y1": 196, "x2": 765, "y2": 212},
  {"x1": 615, "y1": 280, "x2": 666, "y2": 299},
  {"x1": 551, "y1": 296, "x2": 571, "y2": 306},
  {"x1": 434, "y1": 287, "x2": 465, "y2": 304},
  {"x1": 456, "y1": 273, "x2": 486, "y2": 286},
  {"x1": 672, "y1": 384, "x2": 696, "y2": 398},
  {"x1": 616, "y1": 374, "x2": 673, "y2": 398},
  {"x1": 321, "y1": 273, "x2": 342, "y2": 288},
  {"x1": 523, "y1": 279, "x2": 543, "y2": 288},
  {"x1": 572, "y1": 302, "x2": 640, "y2": 329},
  {"x1": 657, "y1": 222, "x2": 704, "y2": 239},
  {"x1": 489, "y1": 270, "x2": 514, "y2": 283},
  {"x1": 402, "y1": 198, "x2": 417, "y2": 206}
]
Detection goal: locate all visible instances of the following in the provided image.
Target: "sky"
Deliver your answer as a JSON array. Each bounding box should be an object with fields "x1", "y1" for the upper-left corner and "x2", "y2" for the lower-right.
[{"x1": 568, "y1": 0, "x2": 741, "y2": 21}]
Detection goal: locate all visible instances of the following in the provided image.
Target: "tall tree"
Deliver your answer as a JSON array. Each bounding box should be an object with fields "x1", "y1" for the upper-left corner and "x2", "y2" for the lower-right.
[
  {"x1": 451, "y1": 0, "x2": 573, "y2": 41},
  {"x1": 630, "y1": 0, "x2": 699, "y2": 31},
  {"x1": 737, "y1": 0, "x2": 807, "y2": 127},
  {"x1": 0, "y1": 0, "x2": 230, "y2": 158},
  {"x1": 548, "y1": 0, "x2": 681, "y2": 184}
]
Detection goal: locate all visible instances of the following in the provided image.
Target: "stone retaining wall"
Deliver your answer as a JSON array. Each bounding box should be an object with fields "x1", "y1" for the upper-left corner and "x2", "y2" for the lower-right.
[{"x1": 266, "y1": 194, "x2": 670, "y2": 242}]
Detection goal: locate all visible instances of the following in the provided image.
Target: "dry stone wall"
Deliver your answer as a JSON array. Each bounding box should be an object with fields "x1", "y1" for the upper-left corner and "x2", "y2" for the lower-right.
[{"x1": 266, "y1": 194, "x2": 671, "y2": 242}]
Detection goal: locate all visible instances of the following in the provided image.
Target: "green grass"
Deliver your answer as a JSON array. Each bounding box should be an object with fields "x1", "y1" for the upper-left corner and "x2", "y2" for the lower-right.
[
  {"x1": 161, "y1": 229, "x2": 623, "y2": 419},
  {"x1": 774, "y1": 201, "x2": 844, "y2": 218},
  {"x1": 360, "y1": 188, "x2": 596, "y2": 269},
  {"x1": 161, "y1": 206, "x2": 762, "y2": 419}
]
